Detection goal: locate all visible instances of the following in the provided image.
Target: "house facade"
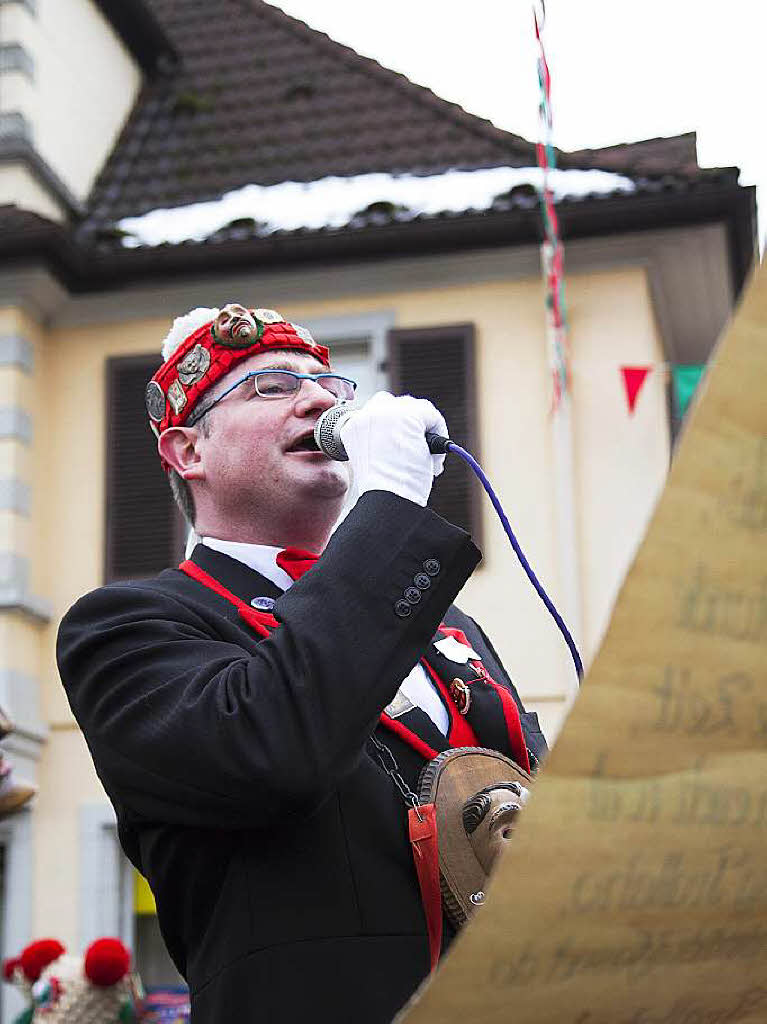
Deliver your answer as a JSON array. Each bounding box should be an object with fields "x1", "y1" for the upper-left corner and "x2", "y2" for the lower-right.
[{"x1": 0, "y1": 0, "x2": 757, "y2": 1014}]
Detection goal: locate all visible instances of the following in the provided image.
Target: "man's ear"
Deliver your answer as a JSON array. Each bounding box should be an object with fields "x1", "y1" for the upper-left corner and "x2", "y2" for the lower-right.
[{"x1": 158, "y1": 427, "x2": 205, "y2": 481}]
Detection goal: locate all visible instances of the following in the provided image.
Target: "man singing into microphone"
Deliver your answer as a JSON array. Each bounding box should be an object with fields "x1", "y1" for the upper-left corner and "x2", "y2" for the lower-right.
[{"x1": 57, "y1": 303, "x2": 547, "y2": 1023}]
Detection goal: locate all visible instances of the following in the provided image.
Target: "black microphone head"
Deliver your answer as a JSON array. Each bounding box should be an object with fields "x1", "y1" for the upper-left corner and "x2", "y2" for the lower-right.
[{"x1": 314, "y1": 404, "x2": 352, "y2": 461}]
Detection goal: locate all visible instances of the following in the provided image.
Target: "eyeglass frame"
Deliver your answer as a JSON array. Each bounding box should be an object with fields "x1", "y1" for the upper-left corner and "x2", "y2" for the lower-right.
[{"x1": 186, "y1": 369, "x2": 357, "y2": 426}]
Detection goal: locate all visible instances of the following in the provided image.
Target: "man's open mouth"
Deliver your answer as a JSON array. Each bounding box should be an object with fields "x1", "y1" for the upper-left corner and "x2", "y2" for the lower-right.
[{"x1": 286, "y1": 433, "x2": 321, "y2": 453}]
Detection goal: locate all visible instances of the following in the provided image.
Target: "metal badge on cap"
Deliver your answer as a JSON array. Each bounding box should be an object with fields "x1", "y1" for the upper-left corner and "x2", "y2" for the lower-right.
[
  {"x1": 145, "y1": 381, "x2": 166, "y2": 422},
  {"x1": 253, "y1": 308, "x2": 283, "y2": 324},
  {"x1": 177, "y1": 344, "x2": 211, "y2": 386},
  {"x1": 290, "y1": 323, "x2": 318, "y2": 347},
  {"x1": 167, "y1": 379, "x2": 187, "y2": 415}
]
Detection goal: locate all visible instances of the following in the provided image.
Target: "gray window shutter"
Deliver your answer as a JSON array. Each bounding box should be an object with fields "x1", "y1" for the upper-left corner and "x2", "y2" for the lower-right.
[
  {"x1": 387, "y1": 323, "x2": 481, "y2": 541},
  {"x1": 105, "y1": 355, "x2": 184, "y2": 581}
]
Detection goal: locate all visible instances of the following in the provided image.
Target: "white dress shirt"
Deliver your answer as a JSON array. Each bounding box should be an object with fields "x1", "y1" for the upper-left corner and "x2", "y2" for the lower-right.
[{"x1": 200, "y1": 536, "x2": 450, "y2": 735}]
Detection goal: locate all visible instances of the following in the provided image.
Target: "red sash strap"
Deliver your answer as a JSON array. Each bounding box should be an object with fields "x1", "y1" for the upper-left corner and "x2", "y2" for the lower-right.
[
  {"x1": 378, "y1": 714, "x2": 439, "y2": 762},
  {"x1": 178, "y1": 560, "x2": 278, "y2": 638},
  {"x1": 408, "y1": 803, "x2": 441, "y2": 972},
  {"x1": 480, "y1": 674, "x2": 530, "y2": 773}
]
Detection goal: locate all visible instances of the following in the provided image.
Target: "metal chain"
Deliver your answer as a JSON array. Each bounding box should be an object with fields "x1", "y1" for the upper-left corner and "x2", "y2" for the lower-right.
[{"x1": 367, "y1": 734, "x2": 422, "y2": 815}]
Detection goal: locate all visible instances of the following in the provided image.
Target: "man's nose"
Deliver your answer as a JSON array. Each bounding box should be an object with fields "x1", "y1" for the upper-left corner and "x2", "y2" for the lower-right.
[{"x1": 293, "y1": 379, "x2": 338, "y2": 417}]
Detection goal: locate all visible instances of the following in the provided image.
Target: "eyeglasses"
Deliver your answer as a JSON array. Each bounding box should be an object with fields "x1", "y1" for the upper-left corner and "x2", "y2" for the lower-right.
[{"x1": 187, "y1": 369, "x2": 357, "y2": 425}]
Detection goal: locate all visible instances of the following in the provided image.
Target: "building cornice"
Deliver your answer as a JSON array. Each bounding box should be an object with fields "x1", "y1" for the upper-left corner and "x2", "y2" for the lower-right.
[
  {"x1": 0, "y1": 137, "x2": 84, "y2": 217},
  {"x1": 92, "y1": 0, "x2": 178, "y2": 74},
  {"x1": 0, "y1": 181, "x2": 756, "y2": 298}
]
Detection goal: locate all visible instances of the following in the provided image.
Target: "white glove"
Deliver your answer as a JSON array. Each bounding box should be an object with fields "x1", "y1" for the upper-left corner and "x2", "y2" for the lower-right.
[{"x1": 340, "y1": 391, "x2": 448, "y2": 507}]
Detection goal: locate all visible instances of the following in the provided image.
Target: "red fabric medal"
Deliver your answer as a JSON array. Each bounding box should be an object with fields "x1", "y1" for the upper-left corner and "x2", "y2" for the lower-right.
[{"x1": 408, "y1": 802, "x2": 441, "y2": 972}]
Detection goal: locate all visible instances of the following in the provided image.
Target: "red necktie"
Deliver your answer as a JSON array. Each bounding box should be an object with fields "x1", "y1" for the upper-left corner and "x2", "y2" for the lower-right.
[{"x1": 276, "y1": 547, "x2": 320, "y2": 581}]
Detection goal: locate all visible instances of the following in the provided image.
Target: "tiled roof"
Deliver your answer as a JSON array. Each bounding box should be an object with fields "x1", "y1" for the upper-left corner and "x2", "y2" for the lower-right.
[
  {"x1": 0, "y1": 1, "x2": 755, "y2": 294},
  {"x1": 568, "y1": 133, "x2": 702, "y2": 176},
  {"x1": 85, "y1": 0, "x2": 543, "y2": 228}
]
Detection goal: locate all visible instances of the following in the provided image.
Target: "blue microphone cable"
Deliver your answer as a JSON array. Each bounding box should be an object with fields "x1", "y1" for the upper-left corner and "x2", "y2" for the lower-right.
[{"x1": 438, "y1": 439, "x2": 583, "y2": 683}]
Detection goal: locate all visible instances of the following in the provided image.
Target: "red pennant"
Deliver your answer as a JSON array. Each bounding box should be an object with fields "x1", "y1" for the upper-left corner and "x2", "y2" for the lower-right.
[{"x1": 620, "y1": 366, "x2": 652, "y2": 414}]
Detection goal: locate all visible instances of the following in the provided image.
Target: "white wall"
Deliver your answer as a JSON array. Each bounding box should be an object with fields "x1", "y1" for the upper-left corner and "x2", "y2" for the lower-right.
[{"x1": 0, "y1": 0, "x2": 141, "y2": 203}]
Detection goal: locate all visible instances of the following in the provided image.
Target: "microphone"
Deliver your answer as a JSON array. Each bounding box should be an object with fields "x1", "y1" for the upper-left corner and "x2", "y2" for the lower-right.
[{"x1": 313, "y1": 404, "x2": 451, "y2": 461}]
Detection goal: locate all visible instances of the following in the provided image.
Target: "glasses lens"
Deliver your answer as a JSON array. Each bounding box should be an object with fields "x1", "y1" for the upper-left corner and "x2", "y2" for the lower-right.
[
  {"x1": 318, "y1": 375, "x2": 356, "y2": 401},
  {"x1": 254, "y1": 371, "x2": 300, "y2": 398}
]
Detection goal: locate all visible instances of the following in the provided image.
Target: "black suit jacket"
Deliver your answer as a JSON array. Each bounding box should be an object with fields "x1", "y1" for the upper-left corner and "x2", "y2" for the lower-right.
[{"x1": 57, "y1": 492, "x2": 546, "y2": 1023}]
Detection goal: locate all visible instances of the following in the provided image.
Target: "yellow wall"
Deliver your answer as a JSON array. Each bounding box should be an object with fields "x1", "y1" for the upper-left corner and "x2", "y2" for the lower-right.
[
  {"x1": 571, "y1": 269, "x2": 670, "y2": 668},
  {"x1": 0, "y1": 307, "x2": 46, "y2": 694},
  {"x1": 32, "y1": 725, "x2": 108, "y2": 944}
]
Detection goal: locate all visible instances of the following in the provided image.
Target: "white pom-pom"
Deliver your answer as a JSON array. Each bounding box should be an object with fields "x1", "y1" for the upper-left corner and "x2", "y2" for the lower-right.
[{"x1": 161, "y1": 307, "x2": 219, "y2": 361}]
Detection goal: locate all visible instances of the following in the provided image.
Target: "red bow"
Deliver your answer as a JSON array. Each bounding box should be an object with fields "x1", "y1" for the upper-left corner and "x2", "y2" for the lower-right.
[{"x1": 276, "y1": 547, "x2": 320, "y2": 581}]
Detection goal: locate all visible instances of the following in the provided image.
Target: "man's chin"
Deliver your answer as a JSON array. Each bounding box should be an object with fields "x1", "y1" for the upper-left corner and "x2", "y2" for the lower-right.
[{"x1": 292, "y1": 458, "x2": 350, "y2": 499}]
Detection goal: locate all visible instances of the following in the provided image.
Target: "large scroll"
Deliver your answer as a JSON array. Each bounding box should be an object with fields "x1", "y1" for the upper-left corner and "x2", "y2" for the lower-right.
[{"x1": 401, "y1": 259, "x2": 767, "y2": 1023}]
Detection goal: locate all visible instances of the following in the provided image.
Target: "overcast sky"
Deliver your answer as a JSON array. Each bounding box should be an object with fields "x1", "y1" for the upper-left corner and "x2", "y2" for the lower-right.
[{"x1": 265, "y1": 0, "x2": 765, "y2": 249}]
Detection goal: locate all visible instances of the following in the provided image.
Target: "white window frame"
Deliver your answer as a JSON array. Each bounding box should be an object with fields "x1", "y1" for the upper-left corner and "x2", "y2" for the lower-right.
[
  {"x1": 0, "y1": 809, "x2": 32, "y2": 1024},
  {"x1": 79, "y1": 804, "x2": 133, "y2": 952},
  {"x1": 297, "y1": 309, "x2": 394, "y2": 393}
]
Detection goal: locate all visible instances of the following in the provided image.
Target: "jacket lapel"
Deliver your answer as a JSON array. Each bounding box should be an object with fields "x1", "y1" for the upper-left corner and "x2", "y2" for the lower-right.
[
  {"x1": 191, "y1": 544, "x2": 282, "y2": 599},
  {"x1": 183, "y1": 544, "x2": 284, "y2": 632}
]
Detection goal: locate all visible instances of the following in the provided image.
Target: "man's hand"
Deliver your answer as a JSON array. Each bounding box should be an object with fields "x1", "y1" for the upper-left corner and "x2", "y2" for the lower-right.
[{"x1": 340, "y1": 392, "x2": 448, "y2": 507}]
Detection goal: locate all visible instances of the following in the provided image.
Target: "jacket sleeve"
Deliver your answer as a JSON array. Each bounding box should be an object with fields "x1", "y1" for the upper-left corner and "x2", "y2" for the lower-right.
[{"x1": 57, "y1": 492, "x2": 480, "y2": 829}]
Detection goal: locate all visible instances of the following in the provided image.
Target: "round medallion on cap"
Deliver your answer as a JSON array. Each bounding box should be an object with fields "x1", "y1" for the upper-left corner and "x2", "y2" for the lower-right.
[
  {"x1": 145, "y1": 381, "x2": 166, "y2": 422},
  {"x1": 394, "y1": 599, "x2": 413, "y2": 618},
  {"x1": 413, "y1": 572, "x2": 431, "y2": 590}
]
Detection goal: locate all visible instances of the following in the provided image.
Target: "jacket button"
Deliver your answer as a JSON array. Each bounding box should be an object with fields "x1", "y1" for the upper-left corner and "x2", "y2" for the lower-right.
[
  {"x1": 394, "y1": 598, "x2": 413, "y2": 618},
  {"x1": 423, "y1": 559, "x2": 441, "y2": 576},
  {"x1": 404, "y1": 586, "x2": 421, "y2": 604},
  {"x1": 413, "y1": 572, "x2": 431, "y2": 590}
]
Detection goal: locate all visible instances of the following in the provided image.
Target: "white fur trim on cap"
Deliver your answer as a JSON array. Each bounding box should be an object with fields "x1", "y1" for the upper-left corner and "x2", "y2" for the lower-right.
[{"x1": 161, "y1": 307, "x2": 220, "y2": 362}]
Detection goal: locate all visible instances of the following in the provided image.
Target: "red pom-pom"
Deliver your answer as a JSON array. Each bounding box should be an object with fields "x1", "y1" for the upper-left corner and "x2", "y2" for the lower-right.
[
  {"x1": 19, "y1": 940, "x2": 65, "y2": 982},
  {"x1": 83, "y1": 938, "x2": 130, "y2": 987},
  {"x1": 2, "y1": 956, "x2": 20, "y2": 981}
]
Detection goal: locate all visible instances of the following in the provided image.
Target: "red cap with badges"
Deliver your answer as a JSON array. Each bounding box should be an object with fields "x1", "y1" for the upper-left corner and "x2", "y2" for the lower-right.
[{"x1": 145, "y1": 304, "x2": 330, "y2": 446}]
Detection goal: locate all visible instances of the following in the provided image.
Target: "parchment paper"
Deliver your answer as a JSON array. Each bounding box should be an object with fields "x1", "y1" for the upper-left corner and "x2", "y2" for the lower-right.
[{"x1": 401, "y1": 260, "x2": 767, "y2": 1024}]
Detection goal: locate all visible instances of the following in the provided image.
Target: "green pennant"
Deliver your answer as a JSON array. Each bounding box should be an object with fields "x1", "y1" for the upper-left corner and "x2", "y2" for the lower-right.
[{"x1": 672, "y1": 364, "x2": 705, "y2": 419}]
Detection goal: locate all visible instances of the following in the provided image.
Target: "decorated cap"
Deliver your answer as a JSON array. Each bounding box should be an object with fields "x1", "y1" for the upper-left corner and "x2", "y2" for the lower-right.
[{"x1": 146, "y1": 304, "x2": 330, "y2": 443}]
